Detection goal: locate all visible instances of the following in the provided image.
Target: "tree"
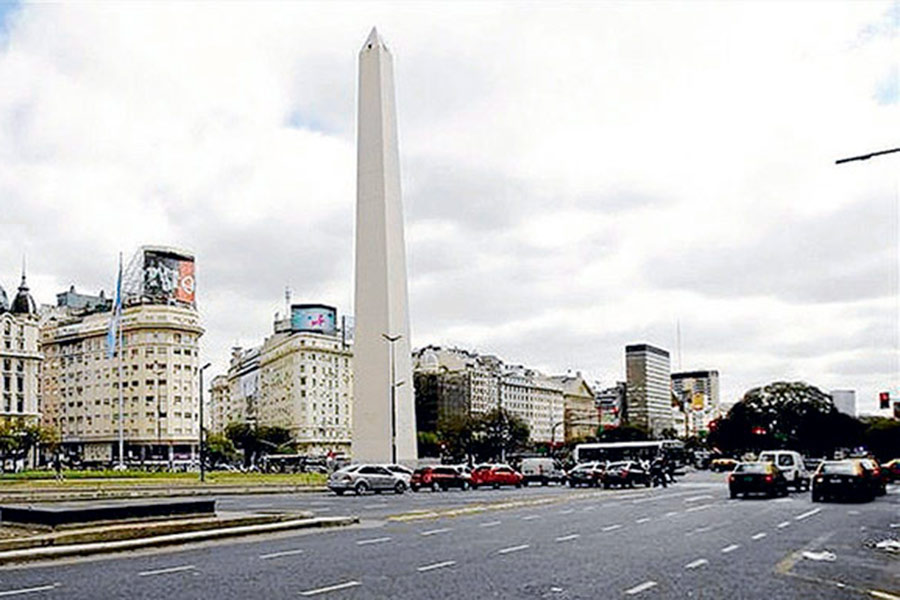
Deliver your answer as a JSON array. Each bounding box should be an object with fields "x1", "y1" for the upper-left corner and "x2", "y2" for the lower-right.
[
  {"x1": 861, "y1": 417, "x2": 900, "y2": 462},
  {"x1": 417, "y1": 431, "x2": 440, "y2": 458},
  {"x1": 436, "y1": 414, "x2": 477, "y2": 463},
  {"x1": 205, "y1": 433, "x2": 237, "y2": 467},
  {"x1": 224, "y1": 423, "x2": 293, "y2": 466},
  {"x1": 471, "y1": 409, "x2": 530, "y2": 462},
  {"x1": 597, "y1": 424, "x2": 650, "y2": 443}
]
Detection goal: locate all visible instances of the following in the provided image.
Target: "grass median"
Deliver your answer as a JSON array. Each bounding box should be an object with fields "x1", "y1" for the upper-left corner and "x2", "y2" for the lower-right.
[{"x1": 0, "y1": 470, "x2": 328, "y2": 489}]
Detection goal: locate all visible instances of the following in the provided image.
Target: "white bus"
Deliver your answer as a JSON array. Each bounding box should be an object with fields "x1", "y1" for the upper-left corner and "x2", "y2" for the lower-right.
[{"x1": 573, "y1": 440, "x2": 686, "y2": 467}]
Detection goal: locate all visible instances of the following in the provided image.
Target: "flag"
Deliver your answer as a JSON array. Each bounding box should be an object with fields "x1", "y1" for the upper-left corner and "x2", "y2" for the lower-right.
[{"x1": 106, "y1": 254, "x2": 123, "y2": 358}]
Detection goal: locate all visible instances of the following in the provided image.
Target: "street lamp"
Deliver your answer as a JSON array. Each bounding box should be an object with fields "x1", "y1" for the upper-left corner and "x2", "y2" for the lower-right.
[
  {"x1": 382, "y1": 333, "x2": 403, "y2": 465},
  {"x1": 199, "y1": 362, "x2": 211, "y2": 482}
]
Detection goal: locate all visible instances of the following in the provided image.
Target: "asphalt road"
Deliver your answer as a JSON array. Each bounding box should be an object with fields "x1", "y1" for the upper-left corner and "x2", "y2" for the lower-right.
[{"x1": 0, "y1": 471, "x2": 897, "y2": 599}]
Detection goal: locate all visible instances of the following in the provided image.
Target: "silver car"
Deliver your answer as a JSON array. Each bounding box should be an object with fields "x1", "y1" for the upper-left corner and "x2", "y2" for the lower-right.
[{"x1": 328, "y1": 464, "x2": 407, "y2": 495}]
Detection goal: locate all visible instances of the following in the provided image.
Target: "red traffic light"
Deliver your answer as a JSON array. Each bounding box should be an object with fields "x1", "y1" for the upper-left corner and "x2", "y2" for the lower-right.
[
  {"x1": 879, "y1": 392, "x2": 890, "y2": 409},
  {"x1": 752, "y1": 426, "x2": 766, "y2": 435}
]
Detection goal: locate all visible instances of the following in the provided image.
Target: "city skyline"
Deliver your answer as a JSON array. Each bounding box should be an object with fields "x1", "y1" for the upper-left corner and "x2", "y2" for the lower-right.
[{"x1": 0, "y1": 3, "x2": 896, "y2": 412}]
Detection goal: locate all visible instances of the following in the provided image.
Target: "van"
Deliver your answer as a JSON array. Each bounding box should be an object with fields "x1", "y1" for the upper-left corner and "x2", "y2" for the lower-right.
[
  {"x1": 520, "y1": 458, "x2": 565, "y2": 486},
  {"x1": 757, "y1": 450, "x2": 809, "y2": 491}
]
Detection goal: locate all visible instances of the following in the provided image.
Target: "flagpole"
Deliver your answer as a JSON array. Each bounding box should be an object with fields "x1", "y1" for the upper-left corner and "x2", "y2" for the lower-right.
[{"x1": 117, "y1": 253, "x2": 124, "y2": 469}]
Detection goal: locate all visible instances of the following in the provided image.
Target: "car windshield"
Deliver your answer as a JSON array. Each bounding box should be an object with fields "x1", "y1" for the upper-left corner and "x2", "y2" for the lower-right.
[
  {"x1": 821, "y1": 462, "x2": 858, "y2": 475},
  {"x1": 735, "y1": 463, "x2": 769, "y2": 474}
]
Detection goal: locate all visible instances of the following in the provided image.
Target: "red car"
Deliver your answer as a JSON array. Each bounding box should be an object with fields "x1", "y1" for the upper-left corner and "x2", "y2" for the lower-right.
[
  {"x1": 882, "y1": 459, "x2": 900, "y2": 482},
  {"x1": 470, "y1": 464, "x2": 523, "y2": 489},
  {"x1": 410, "y1": 466, "x2": 471, "y2": 492}
]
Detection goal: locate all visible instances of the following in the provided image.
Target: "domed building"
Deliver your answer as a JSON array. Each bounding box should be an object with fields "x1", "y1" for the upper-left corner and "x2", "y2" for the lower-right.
[{"x1": 0, "y1": 266, "x2": 43, "y2": 429}]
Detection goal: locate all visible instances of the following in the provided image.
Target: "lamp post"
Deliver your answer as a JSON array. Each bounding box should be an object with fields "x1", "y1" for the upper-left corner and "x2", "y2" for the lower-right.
[
  {"x1": 382, "y1": 333, "x2": 402, "y2": 464},
  {"x1": 199, "y1": 362, "x2": 211, "y2": 482}
]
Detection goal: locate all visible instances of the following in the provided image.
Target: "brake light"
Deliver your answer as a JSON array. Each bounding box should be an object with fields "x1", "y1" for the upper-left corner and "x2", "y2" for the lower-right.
[
  {"x1": 764, "y1": 475, "x2": 773, "y2": 483},
  {"x1": 727, "y1": 475, "x2": 734, "y2": 483}
]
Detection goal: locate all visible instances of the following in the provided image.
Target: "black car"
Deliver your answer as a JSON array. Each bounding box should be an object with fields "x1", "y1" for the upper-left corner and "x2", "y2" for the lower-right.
[
  {"x1": 602, "y1": 461, "x2": 650, "y2": 488},
  {"x1": 728, "y1": 462, "x2": 788, "y2": 499},
  {"x1": 812, "y1": 461, "x2": 873, "y2": 502},
  {"x1": 566, "y1": 462, "x2": 605, "y2": 487}
]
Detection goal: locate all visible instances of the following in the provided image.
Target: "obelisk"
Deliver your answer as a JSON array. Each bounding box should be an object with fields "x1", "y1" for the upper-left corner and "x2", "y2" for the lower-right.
[{"x1": 352, "y1": 28, "x2": 417, "y2": 464}]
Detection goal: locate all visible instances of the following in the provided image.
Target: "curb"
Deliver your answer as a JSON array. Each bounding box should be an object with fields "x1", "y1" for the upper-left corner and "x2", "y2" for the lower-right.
[
  {"x1": 0, "y1": 516, "x2": 359, "y2": 564},
  {"x1": 0, "y1": 486, "x2": 329, "y2": 503}
]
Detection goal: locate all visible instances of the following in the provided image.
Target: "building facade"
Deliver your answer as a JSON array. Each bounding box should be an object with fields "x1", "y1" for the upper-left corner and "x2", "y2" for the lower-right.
[
  {"x1": 625, "y1": 344, "x2": 673, "y2": 436},
  {"x1": 672, "y1": 370, "x2": 721, "y2": 437},
  {"x1": 596, "y1": 382, "x2": 626, "y2": 430},
  {"x1": 548, "y1": 373, "x2": 597, "y2": 442},
  {"x1": 0, "y1": 271, "x2": 42, "y2": 426}
]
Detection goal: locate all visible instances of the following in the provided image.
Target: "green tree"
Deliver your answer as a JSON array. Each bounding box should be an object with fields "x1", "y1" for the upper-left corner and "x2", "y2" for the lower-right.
[
  {"x1": 205, "y1": 433, "x2": 237, "y2": 467},
  {"x1": 436, "y1": 414, "x2": 477, "y2": 463},
  {"x1": 471, "y1": 408, "x2": 530, "y2": 462},
  {"x1": 417, "y1": 431, "x2": 440, "y2": 458},
  {"x1": 861, "y1": 417, "x2": 900, "y2": 462}
]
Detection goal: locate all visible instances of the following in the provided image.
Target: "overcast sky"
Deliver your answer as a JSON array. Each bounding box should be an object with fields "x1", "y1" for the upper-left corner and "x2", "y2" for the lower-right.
[{"x1": 0, "y1": 2, "x2": 897, "y2": 413}]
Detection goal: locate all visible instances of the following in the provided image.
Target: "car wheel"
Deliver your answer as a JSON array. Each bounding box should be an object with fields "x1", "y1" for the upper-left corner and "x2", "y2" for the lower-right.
[
  {"x1": 603, "y1": 482, "x2": 611, "y2": 489},
  {"x1": 515, "y1": 482, "x2": 522, "y2": 489},
  {"x1": 812, "y1": 493, "x2": 821, "y2": 503},
  {"x1": 431, "y1": 481, "x2": 441, "y2": 492},
  {"x1": 542, "y1": 478, "x2": 549, "y2": 487},
  {"x1": 394, "y1": 481, "x2": 406, "y2": 495},
  {"x1": 462, "y1": 481, "x2": 470, "y2": 491},
  {"x1": 567, "y1": 480, "x2": 575, "y2": 488},
  {"x1": 471, "y1": 483, "x2": 479, "y2": 490},
  {"x1": 411, "y1": 484, "x2": 420, "y2": 492},
  {"x1": 492, "y1": 483, "x2": 499, "y2": 489},
  {"x1": 522, "y1": 479, "x2": 529, "y2": 487},
  {"x1": 729, "y1": 489, "x2": 737, "y2": 499},
  {"x1": 334, "y1": 489, "x2": 345, "y2": 496},
  {"x1": 354, "y1": 481, "x2": 369, "y2": 496}
]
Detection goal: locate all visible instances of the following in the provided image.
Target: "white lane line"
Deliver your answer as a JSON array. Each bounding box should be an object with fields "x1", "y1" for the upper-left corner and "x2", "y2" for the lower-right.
[
  {"x1": 665, "y1": 511, "x2": 679, "y2": 517},
  {"x1": 138, "y1": 565, "x2": 196, "y2": 577},
  {"x1": 692, "y1": 525, "x2": 713, "y2": 534},
  {"x1": 356, "y1": 537, "x2": 391, "y2": 546},
  {"x1": 559, "y1": 509, "x2": 575, "y2": 515},
  {"x1": 0, "y1": 584, "x2": 60, "y2": 597},
  {"x1": 556, "y1": 534, "x2": 580, "y2": 542},
  {"x1": 721, "y1": 544, "x2": 740, "y2": 554},
  {"x1": 777, "y1": 521, "x2": 791, "y2": 529},
  {"x1": 299, "y1": 580, "x2": 362, "y2": 596},
  {"x1": 625, "y1": 581, "x2": 658, "y2": 595},
  {"x1": 795, "y1": 508, "x2": 821, "y2": 521},
  {"x1": 847, "y1": 510, "x2": 860, "y2": 515},
  {"x1": 602, "y1": 524, "x2": 623, "y2": 532},
  {"x1": 260, "y1": 549, "x2": 305, "y2": 559},
  {"x1": 498, "y1": 544, "x2": 530, "y2": 555},
  {"x1": 751, "y1": 533, "x2": 767, "y2": 541},
  {"x1": 522, "y1": 515, "x2": 541, "y2": 521},
  {"x1": 685, "y1": 558, "x2": 708, "y2": 570},
  {"x1": 480, "y1": 520, "x2": 501, "y2": 528},
  {"x1": 684, "y1": 494, "x2": 713, "y2": 502},
  {"x1": 635, "y1": 517, "x2": 651, "y2": 524},
  {"x1": 686, "y1": 505, "x2": 710, "y2": 513},
  {"x1": 582, "y1": 505, "x2": 597, "y2": 511},
  {"x1": 421, "y1": 528, "x2": 452, "y2": 537},
  {"x1": 417, "y1": 560, "x2": 456, "y2": 573}
]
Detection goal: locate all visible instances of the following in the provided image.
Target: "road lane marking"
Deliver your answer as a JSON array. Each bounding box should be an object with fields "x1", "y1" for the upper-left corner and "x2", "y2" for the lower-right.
[
  {"x1": 721, "y1": 544, "x2": 740, "y2": 554},
  {"x1": 356, "y1": 537, "x2": 391, "y2": 546},
  {"x1": 635, "y1": 517, "x2": 651, "y2": 524},
  {"x1": 556, "y1": 534, "x2": 580, "y2": 542},
  {"x1": 299, "y1": 581, "x2": 362, "y2": 596},
  {"x1": 870, "y1": 591, "x2": 900, "y2": 600},
  {"x1": 498, "y1": 544, "x2": 530, "y2": 555},
  {"x1": 686, "y1": 505, "x2": 710, "y2": 512},
  {"x1": 685, "y1": 559, "x2": 708, "y2": 570},
  {"x1": 417, "y1": 560, "x2": 456, "y2": 572},
  {"x1": 582, "y1": 505, "x2": 597, "y2": 511},
  {"x1": 138, "y1": 565, "x2": 196, "y2": 577},
  {"x1": 559, "y1": 509, "x2": 575, "y2": 515},
  {"x1": 684, "y1": 495, "x2": 713, "y2": 502},
  {"x1": 795, "y1": 508, "x2": 821, "y2": 521},
  {"x1": 421, "y1": 528, "x2": 452, "y2": 536},
  {"x1": 847, "y1": 510, "x2": 860, "y2": 515},
  {"x1": 522, "y1": 515, "x2": 541, "y2": 521},
  {"x1": 625, "y1": 581, "x2": 657, "y2": 595},
  {"x1": 752, "y1": 533, "x2": 767, "y2": 540},
  {"x1": 260, "y1": 549, "x2": 305, "y2": 559},
  {"x1": 602, "y1": 524, "x2": 623, "y2": 532},
  {"x1": 480, "y1": 520, "x2": 501, "y2": 528},
  {"x1": 0, "y1": 584, "x2": 60, "y2": 597},
  {"x1": 778, "y1": 521, "x2": 791, "y2": 529},
  {"x1": 665, "y1": 511, "x2": 679, "y2": 517},
  {"x1": 692, "y1": 525, "x2": 713, "y2": 534}
]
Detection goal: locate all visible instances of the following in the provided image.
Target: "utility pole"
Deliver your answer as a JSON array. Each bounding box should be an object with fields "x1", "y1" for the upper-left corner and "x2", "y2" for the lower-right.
[{"x1": 835, "y1": 147, "x2": 899, "y2": 164}]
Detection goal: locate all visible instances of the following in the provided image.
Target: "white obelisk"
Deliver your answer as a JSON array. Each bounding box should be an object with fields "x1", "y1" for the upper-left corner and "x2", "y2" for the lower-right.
[{"x1": 352, "y1": 28, "x2": 417, "y2": 464}]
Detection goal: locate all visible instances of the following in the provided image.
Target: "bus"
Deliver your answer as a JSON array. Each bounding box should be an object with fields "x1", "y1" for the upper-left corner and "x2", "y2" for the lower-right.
[{"x1": 573, "y1": 440, "x2": 686, "y2": 467}]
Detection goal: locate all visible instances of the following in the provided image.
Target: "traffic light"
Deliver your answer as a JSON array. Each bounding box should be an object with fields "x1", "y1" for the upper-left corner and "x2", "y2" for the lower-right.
[{"x1": 880, "y1": 392, "x2": 891, "y2": 409}]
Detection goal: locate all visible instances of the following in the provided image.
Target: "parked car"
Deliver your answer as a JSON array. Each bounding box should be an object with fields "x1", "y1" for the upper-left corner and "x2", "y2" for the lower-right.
[
  {"x1": 521, "y1": 458, "x2": 566, "y2": 486},
  {"x1": 327, "y1": 464, "x2": 407, "y2": 496},
  {"x1": 602, "y1": 461, "x2": 650, "y2": 488},
  {"x1": 566, "y1": 462, "x2": 605, "y2": 487},
  {"x1": 812, "y1": 460, "x2": 873, "y2": 502},
  {"x1": 882, "y1": 458, "x2": 900, "y2": 482},
  {"x1": 383, "y1": 464, "x2": 413, "y2": 485},
  {"x1": 710, "y1": 457, "x2": 739, "y2": 472},
  {"x1": 728, "y1": 462, "x2": 789, "y2": 499},
  {"x1": 410, "y1": 466, "x2": 471, "y2": 491},
  {"x1": 470, "y1": 464, "x2": 523, "y2": 489},
  {"x1": 856, "y1": 458, "x2": 887, "y2": 496},
  {"x1": 757, "y1": 450, "x2": 809, "y2": 491},
  {"x1": 803, "y1": 457, "x2": 824, "y2": 473}
]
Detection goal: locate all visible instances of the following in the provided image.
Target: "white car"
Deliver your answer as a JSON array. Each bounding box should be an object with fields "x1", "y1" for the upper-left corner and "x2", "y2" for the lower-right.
[
  {"x1": 327, "y1": 464, "x2": 407, "y2": 495},
  {"x1": 382, "y1": 463, "x2": 413, "y2": 484},
  {"x1": 758, "y1": 450, "x2": 809, "y2": 491}
]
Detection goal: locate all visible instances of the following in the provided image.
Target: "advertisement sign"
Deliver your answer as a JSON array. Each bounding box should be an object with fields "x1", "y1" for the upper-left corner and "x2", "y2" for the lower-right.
[
  {"x1": 143, "y1": 249, "x2": 196, "y2": 305},
  {"x1": 291, "y1": 304, "x2": 337, "y2": 334},
  {"x1": 692, "y1": 393, "x2": 706, "y2": 411}
]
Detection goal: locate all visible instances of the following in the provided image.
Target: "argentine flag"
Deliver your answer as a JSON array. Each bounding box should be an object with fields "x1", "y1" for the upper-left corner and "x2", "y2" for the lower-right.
[{"x1": 106, "y1": 254, "x2": 123, "y2": 359}]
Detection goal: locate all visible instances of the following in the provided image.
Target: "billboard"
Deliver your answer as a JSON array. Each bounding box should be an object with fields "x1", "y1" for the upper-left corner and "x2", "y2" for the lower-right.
[
  {"x1": 143, "y1": 249, "x2": 196, "y2": 306},
  {"x1": 291, "y1": 304, "x2": 337, "y2": 334}
]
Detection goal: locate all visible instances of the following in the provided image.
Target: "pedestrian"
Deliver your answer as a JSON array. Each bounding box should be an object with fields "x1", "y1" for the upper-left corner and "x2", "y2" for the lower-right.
[{"x1": 53, "y1": 451, "x2": 64, "y2": 483}]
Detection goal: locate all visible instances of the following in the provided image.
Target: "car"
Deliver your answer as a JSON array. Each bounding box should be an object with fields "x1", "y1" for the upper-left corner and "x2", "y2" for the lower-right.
[
  {"x1": 757, "y1": 450, "x2": 809, "y2": 491},
  {"x1": 710, "y1": 457, "x2": 739, "y2": 472},
  {"x1": 410, "y1": 465, "x2": 471, "y2": 491},
  {"x1": 327, "y1": 464, "x2": 407, "y2": 496},
  {"x1": 811, "y1": 460, "x2": 873, "y2": 502},
  {"x1": 803, "y1": 457, "x2": 824, "y2": 473},
  {"x1": 856, "y1": 458, "x2": 887, "y2": 496},
  {"x1": 470, "y1": 464, "x2": 523, "y2": 489},
  {"x1": 383, "y1": 463, "x2": 413, "y2": 485},
  {"x1": 565, "y1": 462, "x2": 605, "y2": 487},
  {"x1": 521, "y1": 458, "x2": 566, "y2": 486},
  {"x1": 692, "y1": 450, "x2": 712, "y2": 469},
  {"x1": 601, "y1": 461, "x2": 650, "y2": 488},
  {"x1": 882, "y1": 458, "x2": 900, "y2": 482},
  {"x1": 728, "y1": 462, "x2": 789, "y2": 498}
]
